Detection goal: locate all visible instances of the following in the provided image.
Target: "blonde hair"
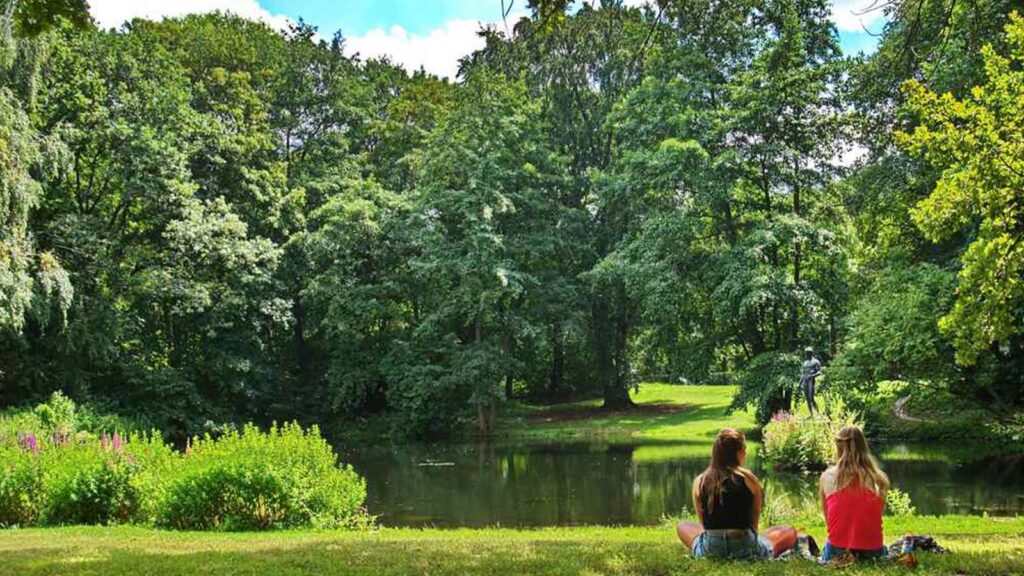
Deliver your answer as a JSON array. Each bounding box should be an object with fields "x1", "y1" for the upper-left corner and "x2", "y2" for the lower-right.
[{"x1": 833, "y1": 425, "x2": 889, "y2": 496}]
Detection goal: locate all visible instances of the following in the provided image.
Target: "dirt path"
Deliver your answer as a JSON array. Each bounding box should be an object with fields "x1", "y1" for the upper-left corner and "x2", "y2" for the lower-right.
[{"x1": 893, "y1": 394, "x2": 928, "y2": 422}]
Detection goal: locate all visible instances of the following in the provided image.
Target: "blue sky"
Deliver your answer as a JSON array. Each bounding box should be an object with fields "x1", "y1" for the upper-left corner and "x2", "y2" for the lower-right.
[
  {"x1": 260, "y1": 0, "x2": 518, "y2": 37},
  {"x1": 258, "y1": 0, "x2": 883, "y2": 54},
  {"x1": 90, "y1": 1, "x2": 886, "y2": 78}
]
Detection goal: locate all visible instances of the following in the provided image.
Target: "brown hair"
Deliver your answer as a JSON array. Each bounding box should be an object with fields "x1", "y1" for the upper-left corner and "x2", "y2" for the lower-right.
[
  {"x1": 697, "y1": 428, "x2": 751, "y2": 512},
  {"x1": 833, "y1": 425, "x2": 889, "y2": 496}
]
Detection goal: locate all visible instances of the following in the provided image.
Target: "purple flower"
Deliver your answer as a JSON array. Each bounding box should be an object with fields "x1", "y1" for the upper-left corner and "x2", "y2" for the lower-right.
[
  {"x1": 112, "y1": 431, "x2": 123, "y2": 452},
  {"x1": 22, "y1": 433, "x2": 39, "y2": 454}
]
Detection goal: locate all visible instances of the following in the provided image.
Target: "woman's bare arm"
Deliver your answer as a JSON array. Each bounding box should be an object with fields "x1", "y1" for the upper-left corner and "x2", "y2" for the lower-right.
[
  {"x1": 692, "y1": 474, "x2": 704, "y2": 525},
  {"x1": 819, "y1": 470, "x2": 831, "y2": 520}
]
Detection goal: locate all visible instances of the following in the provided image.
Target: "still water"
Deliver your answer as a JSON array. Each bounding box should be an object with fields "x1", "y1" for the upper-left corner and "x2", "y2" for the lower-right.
[{"x1": 339, "y1": 440, "x2": 1024, "y2": 527}]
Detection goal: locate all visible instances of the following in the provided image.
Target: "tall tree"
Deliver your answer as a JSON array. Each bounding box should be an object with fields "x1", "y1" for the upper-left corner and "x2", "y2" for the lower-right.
[{"x1": 897, "y1": 13, "x2": 1024, "y2": 400}]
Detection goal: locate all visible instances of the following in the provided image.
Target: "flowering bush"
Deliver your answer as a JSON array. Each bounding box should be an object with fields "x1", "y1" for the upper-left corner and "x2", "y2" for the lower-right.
[
  {"x1": 0, "y1": 397, "x2": 368, "y2": 530},
  {"x1": 761, "y1": 403, "x2": 861, "y2": 471},
  {"x1": 0, "y1": 446, "x2": 44, "y2": 527}
]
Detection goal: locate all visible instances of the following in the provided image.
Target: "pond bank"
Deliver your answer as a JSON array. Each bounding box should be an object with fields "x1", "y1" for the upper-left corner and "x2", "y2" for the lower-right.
[
  {"x1": 1, "y1": 517, "x2": 1021, "y2": 575},
  {"x1": 498, "y1": 384, "x2": 756, "y2": 442}
]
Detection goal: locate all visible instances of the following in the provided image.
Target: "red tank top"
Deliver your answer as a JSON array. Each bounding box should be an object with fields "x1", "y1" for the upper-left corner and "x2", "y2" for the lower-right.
[{"x1": 825, "y1": 484, "x2": 884, "y2": 550}]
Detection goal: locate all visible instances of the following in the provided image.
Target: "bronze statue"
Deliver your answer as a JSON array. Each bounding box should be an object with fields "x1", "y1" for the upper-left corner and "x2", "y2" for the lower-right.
[{"x1": 800, "y1": 347, "x2": 821, "y2": 416}]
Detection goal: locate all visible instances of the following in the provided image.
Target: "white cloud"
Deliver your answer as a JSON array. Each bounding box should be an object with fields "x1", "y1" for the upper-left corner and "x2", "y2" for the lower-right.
[
  {"x1": 89, "y1": 0, "x2": 294, "y2": 32},
  {"x1": 830, "y1": 0, "x2": 886, "y2": 32},
  {"x1": 90, "y1": 1, "x2": 885, "y2": 81},
  {"x1": 345, "y1": 19, "x2": 488, "y2": 80}
]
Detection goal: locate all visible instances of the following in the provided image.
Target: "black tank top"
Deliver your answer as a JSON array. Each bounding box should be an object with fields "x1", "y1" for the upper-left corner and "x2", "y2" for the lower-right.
[{"x1": 700, "y1": 473, "x2": 754, "y2": 529}]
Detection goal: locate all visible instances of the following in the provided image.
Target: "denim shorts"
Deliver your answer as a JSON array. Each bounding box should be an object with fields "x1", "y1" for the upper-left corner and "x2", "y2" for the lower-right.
[
  {"x1": 820, "y1": 541, "x2": 889, "y2": 563},
  {"x1": 692, "y1": 529, "x2": 773, "y2": 560}
]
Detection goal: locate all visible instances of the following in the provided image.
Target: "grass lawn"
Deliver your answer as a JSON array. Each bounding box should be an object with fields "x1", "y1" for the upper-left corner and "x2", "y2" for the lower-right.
[
  {"x1": 499, "y1": 384, "x2": 757, "y2": 447},
  {"x1": 1, "y1": 517, "x2": 1022, "y2": 575}
]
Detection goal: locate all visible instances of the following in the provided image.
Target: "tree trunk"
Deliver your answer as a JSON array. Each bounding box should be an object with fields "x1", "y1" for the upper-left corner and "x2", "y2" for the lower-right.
[{"x1": 598, "y1": 284, "x2": 634, "y2": 410}]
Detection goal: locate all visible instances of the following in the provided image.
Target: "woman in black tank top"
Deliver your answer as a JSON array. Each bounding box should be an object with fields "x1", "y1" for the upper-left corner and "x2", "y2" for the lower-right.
[
  {"x1": 700, "y1": 472, "x2": 755, "y2": 529},
  {"x1": 676, "y1": 429, "x2": 798, "y2": 559}
]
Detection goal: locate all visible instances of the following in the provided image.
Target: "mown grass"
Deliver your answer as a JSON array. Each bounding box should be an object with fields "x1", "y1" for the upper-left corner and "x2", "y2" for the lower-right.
[
  {"x1": 500, "y1": 384, "x2": 756, "y2": 445},
  {"x1": 0, "y1": 517, "x2": 1021, "y2": 576}
]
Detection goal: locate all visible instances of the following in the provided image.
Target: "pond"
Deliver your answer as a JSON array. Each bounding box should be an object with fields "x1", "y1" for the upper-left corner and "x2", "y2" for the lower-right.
[{"x1": 339, "y1": 440, "x2": 1024, "y2": 527}]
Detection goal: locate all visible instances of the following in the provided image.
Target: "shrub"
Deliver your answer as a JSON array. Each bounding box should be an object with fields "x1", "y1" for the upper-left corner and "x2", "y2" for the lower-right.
[
  {"x1": 32, "y1": 391, "x2": 77, "y2": 435},
  {"x1": 0, "y1": 391, "x2": 142, "y2": 444},
  {"x1": 45, "y1": 457, "x2": 141, "y2": 525},
  {"x1": 1, "y1": 395, "x2": 368, "y2": 531},
  {"x1": 160, "y1": 461, "x2": 291, "y2": 530},
  {"x1": 886, "y1": 488, "x2": 917, "y2": 517},
  {"x1": 761, "y1": 401, "x2": 860, "y2": 471},
  {"x1": 158, "y1": 423, "x2": 367, "y2": 531},
  {"x1": 32, "y1": 433, "x2": 165, "y2": 526},
  {"x1": 0, "y1": 446, "x2": 44, "y2": 527}
]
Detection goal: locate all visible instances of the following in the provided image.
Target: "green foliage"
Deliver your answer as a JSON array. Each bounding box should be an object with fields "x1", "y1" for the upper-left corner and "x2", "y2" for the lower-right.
[
  {"x1": 852, "y1": 380, "x2": 996, "y2": 441},
  {"x1": 1, "y1": 0, "x2": 1022, "y2": 440},
  {"x1": 31, "y1": 390, "x2": 74, "y2": 433},
  {"x1": 159, "y1": 423, "x2": 366, "y2": 531},
  {"x1": 897, "y1": 12, "x2": 1024, "y2": 366},
  {"x1": 885, "y1": 488, "x2": 917, "y2": 517},
  {"x1": 835, "y1": 264, "x2": 956, "y2": 386},
  {"x1": 43, "y1": 450, "x2": 141, "y2": 526},
  {"x1": 730, "y1": 352, "x2": 802, "y2": 425},
  {"x1": 8, "y1": 0, "x2": 90, "y2": 37},
  {"x1": 0, "y1": 395, "x2": 366, "y2": 530},
  {"x1": 0, "y1": 391, "x2": 142, "y2": 441},
  {"x1": 761, "y1": 402, "x2": 861, "y2": 471},
  {"x1": 0, "y1": 446, "x2": 42, "y2": 526}
]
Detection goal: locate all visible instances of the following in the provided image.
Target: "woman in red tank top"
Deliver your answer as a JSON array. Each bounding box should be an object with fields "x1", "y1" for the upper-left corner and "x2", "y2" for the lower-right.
[{"x1": 818, "y1": 425, "x2": 890, "y2": 563}]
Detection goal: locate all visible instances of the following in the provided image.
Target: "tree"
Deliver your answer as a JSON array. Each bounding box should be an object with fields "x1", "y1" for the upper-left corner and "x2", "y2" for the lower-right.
[
  {"x1": 898, "y1": 12, "x2": 1024, "y2": 366},
  {"x1": 0, "y1": 0, "x2": 78, "y2": 335},
  {"x1": 492, "y1": 2, "x2": 653, "y2": 408},
  {"x1": 597, "y1": 0, "x2": 849, "y2": 422},
  {"x1": 399, "y1": 67, "x2": 558, "y2": 434}
]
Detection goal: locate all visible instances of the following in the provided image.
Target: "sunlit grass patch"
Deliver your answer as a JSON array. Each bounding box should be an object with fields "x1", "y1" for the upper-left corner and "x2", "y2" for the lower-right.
[
  {"x1": 500, "y1": 384, "x2": 757, "y2": 442},
  {"x1": 0, "y1": 520, "x2": 1022, "y2": 576}
]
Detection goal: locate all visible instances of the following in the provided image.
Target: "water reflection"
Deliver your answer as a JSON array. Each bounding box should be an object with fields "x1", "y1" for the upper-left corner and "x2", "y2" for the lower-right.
[{"x1": 338, "y1": 440, "x2": 1024, "y2": 527}]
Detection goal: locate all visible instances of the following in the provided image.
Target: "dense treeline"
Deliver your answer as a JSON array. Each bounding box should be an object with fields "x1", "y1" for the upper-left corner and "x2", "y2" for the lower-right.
[{"x1": 0, "y1": 0, "x2": 1021, "y2": 438}]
